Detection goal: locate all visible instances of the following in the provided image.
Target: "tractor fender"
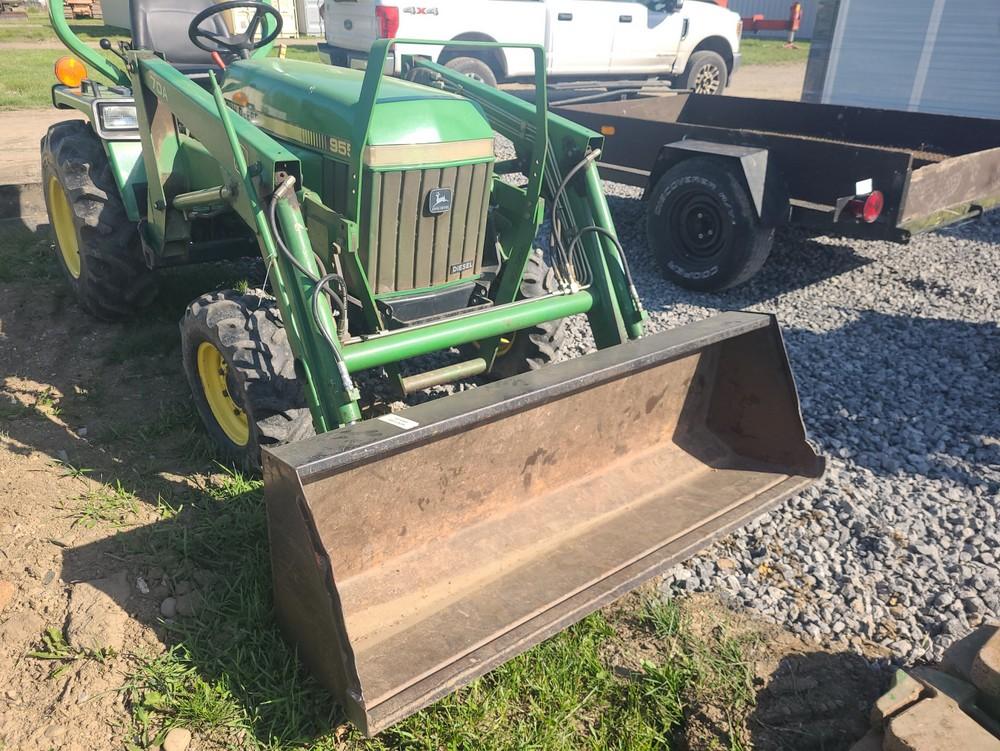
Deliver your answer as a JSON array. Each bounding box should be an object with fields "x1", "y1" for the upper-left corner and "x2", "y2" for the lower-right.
[{"x1": 645, "y1": 140, "x2": 789, "y2": 227}]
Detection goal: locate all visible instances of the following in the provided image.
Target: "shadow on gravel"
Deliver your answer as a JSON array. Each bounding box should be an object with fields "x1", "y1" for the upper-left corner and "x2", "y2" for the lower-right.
[
  {"x1": 605, "y1": 196, "x2": 873, "y2": 310},
  {"x1": 782, "y1": 311, "x2": 1000, "y2": 487},
  {"x1": 749, "y1": 649, "x2": 887, "y2": 751}
]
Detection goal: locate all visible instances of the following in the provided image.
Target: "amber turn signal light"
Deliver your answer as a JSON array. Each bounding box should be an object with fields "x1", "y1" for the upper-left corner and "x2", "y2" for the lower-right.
[{"x1": 54, "y1": 56, "x2": 88, "y2": 87}]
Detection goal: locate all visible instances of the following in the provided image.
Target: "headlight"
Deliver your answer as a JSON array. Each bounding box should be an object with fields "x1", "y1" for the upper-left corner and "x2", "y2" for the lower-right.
[{"x1": 98, "y1": 103, "x2": 139, "y2": 131}]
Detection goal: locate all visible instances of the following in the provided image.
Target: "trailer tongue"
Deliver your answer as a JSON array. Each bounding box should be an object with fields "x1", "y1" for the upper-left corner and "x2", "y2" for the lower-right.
[{"x1": 265, "y1": 311, "x2": 823, "y2": 735}]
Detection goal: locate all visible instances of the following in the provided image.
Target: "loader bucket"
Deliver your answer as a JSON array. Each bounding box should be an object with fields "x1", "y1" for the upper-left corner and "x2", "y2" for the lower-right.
[{"x1": 263, "y1": 311, "x2": 824, "y2": 736}]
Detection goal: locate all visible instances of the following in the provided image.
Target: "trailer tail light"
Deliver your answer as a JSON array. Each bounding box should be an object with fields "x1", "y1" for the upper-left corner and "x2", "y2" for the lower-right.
[
  {"x1": 848, "y1": 191, "x2": 884, "y2": 224},
  {"x1": 376, "y1": 6, "x2": 400, "y2": 38}
]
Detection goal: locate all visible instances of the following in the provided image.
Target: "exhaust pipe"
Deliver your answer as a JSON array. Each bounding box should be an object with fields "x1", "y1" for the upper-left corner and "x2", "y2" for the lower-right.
[{"x1": 263, "y1": 311, "x2": 824, "y2": 735}]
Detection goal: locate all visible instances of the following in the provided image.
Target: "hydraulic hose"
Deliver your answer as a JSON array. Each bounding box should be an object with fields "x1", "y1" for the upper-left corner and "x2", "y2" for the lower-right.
[
  {"x1": 267, "y1": 177, "x2": 356, "y2": 399},
  {"x1": 549, "y1": 150, "x2": 643, "y2": 312}
]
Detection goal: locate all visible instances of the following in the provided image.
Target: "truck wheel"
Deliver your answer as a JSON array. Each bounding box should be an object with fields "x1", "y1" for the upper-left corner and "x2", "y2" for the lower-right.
[
  {"x1": 181, "y1": 290, "x2": 314, "y2": 472},
  {"x1": 680, "y1": 51, "x2": 728, "y2": 95},
  {"x1": 40, "y1": 120, "x2": 156, "y2": 320},
  {"x1": 489, "y1": 249, "x2": 565, "y2": 380},
  {"x1": 647, "y1": 157, "x2": 773, "y2": 291},
  {"x1": 444, "y1": 56, "x2": 498, "y2": 88}
]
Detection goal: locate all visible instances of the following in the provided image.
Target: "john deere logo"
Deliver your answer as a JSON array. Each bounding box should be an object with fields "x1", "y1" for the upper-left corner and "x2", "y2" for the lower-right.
[{"x1": 428, "y1": 188, "x2": 452, "y2": 215}]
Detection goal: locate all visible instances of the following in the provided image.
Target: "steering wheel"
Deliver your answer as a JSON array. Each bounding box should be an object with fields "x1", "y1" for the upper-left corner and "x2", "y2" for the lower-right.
[{"x1": 188, "y1": 1, "x2": 283, "y2": 60}]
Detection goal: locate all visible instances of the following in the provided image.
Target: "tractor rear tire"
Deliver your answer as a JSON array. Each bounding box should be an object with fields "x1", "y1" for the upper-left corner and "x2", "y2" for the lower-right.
[
  {"x1": 489, "y1": 249, "x2": 565, "y2": 380},
  {"x1": 180, "y1": 290, "x2": 314, "y2": 472},
  {"x1": 40, "y1": 120, "x2": 156, "y2": 320}
]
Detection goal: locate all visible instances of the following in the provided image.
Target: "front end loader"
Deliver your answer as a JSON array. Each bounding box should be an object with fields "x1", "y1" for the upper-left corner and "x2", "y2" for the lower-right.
[{"x1": 42, "y1": 0, "x2": 824, "y2": 735}]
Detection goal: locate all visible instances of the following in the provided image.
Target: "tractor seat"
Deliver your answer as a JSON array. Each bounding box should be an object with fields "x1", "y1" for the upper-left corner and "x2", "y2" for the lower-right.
[{"x1": 129, "y1": 0, "x2": 230, "y2": 77}]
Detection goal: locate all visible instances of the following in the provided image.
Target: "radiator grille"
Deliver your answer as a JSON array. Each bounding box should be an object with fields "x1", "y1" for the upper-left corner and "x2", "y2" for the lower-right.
[{"x1": 360, "y1": 161, "x2": 493, "y2": 294}]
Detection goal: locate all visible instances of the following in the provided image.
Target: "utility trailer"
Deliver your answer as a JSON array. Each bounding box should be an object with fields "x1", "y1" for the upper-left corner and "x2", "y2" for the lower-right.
[{"x1": 551, "y1": 90, "x2": 1000, "y2": 291}]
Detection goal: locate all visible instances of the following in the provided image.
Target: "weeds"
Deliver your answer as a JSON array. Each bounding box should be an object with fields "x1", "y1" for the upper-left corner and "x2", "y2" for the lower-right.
[
  {"x1": 29, "y1": 627, "x2": 114, "y2": 679},
  {"x1": 639, "y1": 596, "x2": 684, "y2": 640},
  {"x1": 74, "y1": 480, "x2": 141, "y2": 528},
  {"x1": 55, "y1": 460, "x2": 94, "y2": 482},
  {"x1": 34, "y1": 387, "x2": 62, "y2": 416}
]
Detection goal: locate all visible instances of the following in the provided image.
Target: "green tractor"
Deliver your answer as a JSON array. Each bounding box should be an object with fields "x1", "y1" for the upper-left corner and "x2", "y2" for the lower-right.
[{"x1": 42, "y1": 0, "x2": 823, "y2": 736}]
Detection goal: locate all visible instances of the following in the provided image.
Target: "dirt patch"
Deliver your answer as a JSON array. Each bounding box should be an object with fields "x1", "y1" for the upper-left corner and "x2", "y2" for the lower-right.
[
  {"x1": 726, "y1": 62, "x2": 806, "y2": 101},
  {"x1": 603, "y1": 592, "x2": 890, "y2": 751}
]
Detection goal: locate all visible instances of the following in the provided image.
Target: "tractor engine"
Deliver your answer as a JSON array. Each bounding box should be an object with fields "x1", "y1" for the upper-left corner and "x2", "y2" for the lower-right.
[{"x1": 222, "y1": 60, "x2": 497, "y2": 327}]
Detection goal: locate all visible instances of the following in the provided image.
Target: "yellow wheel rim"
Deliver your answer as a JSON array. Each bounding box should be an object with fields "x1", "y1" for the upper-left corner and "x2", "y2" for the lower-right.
[
  {"x1": 197, "y1": 342, "x2": 250, "y2": 446},
  {"x1": 497, "y1": 334, "x2": 514, "y2": 357},
  {"x1": 48, "y1": 175, "x2": 81, "y2": 279}
]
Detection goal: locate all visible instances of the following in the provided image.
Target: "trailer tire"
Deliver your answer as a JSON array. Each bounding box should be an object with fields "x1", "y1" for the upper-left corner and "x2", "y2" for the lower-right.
[
  {"x1": 181, "y1": 290, "x2": 314, "y2": 472},
  {"x1": 489, "y1": 249, "x2": 565, "y2": 380},
  {"x1": 444, "y1": 56, "x2": 498, "y2": 88},
  {"x1": 40, "y1": 120, "x2": 156, "y2": 320},
  {"x1": 679, "y1": 51, "x2": 728, "y2": 95},
  {"x1": 647, "y1": 157, "x2": 773, "y2": 291}
]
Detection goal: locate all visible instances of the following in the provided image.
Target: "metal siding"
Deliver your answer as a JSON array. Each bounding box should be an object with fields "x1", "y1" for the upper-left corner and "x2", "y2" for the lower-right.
[
  {"x1": 726, "y1": 0, "x2": 818, "y2": 39},
  {"x1": 804, "y1": 0, "x2": 1000, "y2": 119},
  {"x1": 919, "y1": 0, "x2": 1000, "y2": 119}
]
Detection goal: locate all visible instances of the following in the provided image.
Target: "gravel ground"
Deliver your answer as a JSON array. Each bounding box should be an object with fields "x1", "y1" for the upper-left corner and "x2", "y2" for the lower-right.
[{"x1": 561, "y1": 182, "x2": 1000, "y2": 666}]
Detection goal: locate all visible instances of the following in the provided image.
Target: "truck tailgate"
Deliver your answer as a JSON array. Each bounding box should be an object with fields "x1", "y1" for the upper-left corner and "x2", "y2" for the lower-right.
[{"x1": 326, "y1": 0, "x2": 377, "y2": 51}]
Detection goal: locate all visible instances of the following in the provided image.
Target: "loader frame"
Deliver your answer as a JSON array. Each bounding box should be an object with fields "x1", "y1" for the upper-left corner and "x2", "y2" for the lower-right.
[{"x1": 47, "y1": 0, "x2": 645, "y2": 432}]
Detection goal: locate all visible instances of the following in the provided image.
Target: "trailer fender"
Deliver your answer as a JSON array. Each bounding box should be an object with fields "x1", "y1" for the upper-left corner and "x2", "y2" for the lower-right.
[{"x1": 646, "y1": 140, "x2": 788, "y2": 227}]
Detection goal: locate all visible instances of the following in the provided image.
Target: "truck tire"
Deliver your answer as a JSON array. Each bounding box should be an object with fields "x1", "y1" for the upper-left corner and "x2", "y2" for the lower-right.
[
  {"x1": 646, "y1": 157, "x2": 773, "y2": 291},
  {"x1": 40, "y1": 120, "x2": 156, "y2": 320},
  {"x1": 679, "y1": 51, "x2": 728, "y2": 95},
  {"x1": 444, "y1": 56, "x2": 498, "y2": 88},
  {"x1": 489, "y1": 249, "x2": 565, "y2": 380},
  {"x1": 181, "y1": 290, "x2": 314, "y2": 472}
]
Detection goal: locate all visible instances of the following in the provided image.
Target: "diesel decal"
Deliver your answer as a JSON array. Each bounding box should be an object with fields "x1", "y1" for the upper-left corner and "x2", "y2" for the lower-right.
[{"x1": 450, "y1": 260, "x2": 474, "y2": 274}]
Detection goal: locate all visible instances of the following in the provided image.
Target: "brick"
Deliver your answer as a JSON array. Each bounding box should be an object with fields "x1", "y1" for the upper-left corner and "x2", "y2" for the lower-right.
[
  {"x1": 911, "y1": 667, "x2": 979, "y2": 710},
  {"x1": 943, "y1": 626, "x2": 999, "y2": 684},
  {"x1": 885, "y1": 695, "x2": 1000, "y2": 751},
  {"x1": 873, "y1": 670, "x2": 925, "y2": 727},
  {"x1": 971, "y1": 628, "x2": 1000, "y2": 712}
]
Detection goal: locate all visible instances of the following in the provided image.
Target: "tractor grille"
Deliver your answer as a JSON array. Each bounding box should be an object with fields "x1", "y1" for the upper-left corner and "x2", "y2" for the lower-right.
[{"x1": 360, "y1": 162, "x2": 493, "y2": 295}]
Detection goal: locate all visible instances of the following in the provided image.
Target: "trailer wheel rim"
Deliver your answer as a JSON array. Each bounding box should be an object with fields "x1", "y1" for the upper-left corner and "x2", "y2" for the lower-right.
[
  {"x1": 197, "y1": 341, "x2": 250, "y2": 446},
  {"x1": 671, "y1": 193, "x2": 728, "y2": 261},
  {"x1": 693, "y1": 64, "x2": 722, "y2": 94},
  {"x1": 48, "y1": 176, "x2": 81, "y2": 279}
]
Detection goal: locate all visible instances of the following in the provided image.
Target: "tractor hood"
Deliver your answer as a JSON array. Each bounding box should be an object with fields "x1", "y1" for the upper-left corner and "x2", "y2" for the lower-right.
[{"x1": 221, "y1": 59, "x2": 495, "y2": 164}]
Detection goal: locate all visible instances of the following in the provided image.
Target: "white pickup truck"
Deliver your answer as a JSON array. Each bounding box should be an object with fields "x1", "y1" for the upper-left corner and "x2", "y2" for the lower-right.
[{"x1": 318, "y1": 0, "x2": 743, "y2": 94}]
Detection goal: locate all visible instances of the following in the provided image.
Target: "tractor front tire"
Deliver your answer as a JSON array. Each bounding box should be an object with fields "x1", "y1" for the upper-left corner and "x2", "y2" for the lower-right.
[
  {"x1": 489, "y1": 249, "x2": 565, "y2": 380},
  {"x1": 40, "y1": 120, "x2": 156, "y2": 320},
  {"x1": 180, "y1": 290, "x2": 314, "y2": 472}
]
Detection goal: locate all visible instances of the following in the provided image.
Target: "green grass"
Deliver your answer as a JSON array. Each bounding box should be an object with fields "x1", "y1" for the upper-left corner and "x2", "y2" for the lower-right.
[
  {"x1": 0, "y1": 47, "x2": 115, "y2": 109},
  {"x1": 73, "y1": 479, "x2": 141, "y2": 528},
  {"x1": 0, "y1": 19, "x2": 128, "y2": 43},
  {"x1": 0, "y1": 225, "x2": 61, "y2": 281},
  {"x1": 740, "y1": 38, "x2": 811, "y2": 66}
]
